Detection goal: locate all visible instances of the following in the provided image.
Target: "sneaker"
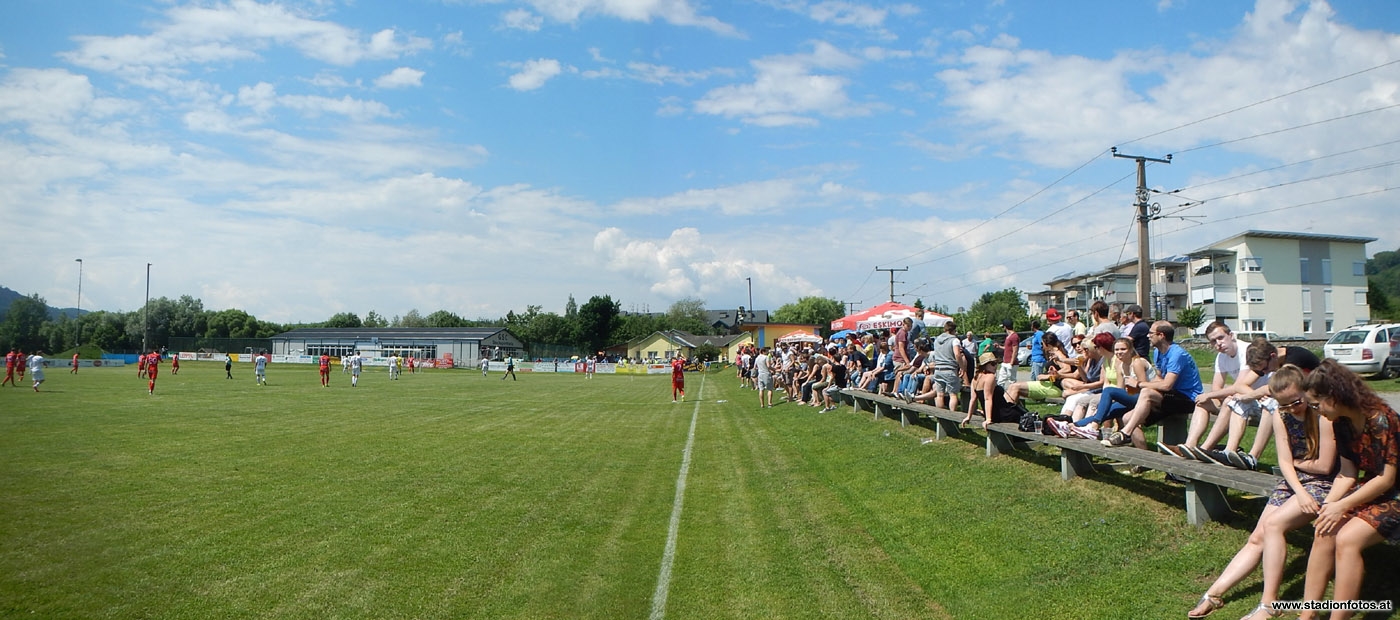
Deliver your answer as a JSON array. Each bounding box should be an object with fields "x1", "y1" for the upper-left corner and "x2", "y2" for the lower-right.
[
  {"x1": 1200, "y1": 449, "x2": 1234, "y2": 467},
  {"x1": 1068, "y1": 424, "x2": 1099, "y2": 440},
  {"x1": 1101, "y1": 431, "x2": 1131, "y2": 447},
  {"x1": 1183, "y1": 445, "x2": 1212, "y2": 463},
  {"x1": 1164, "y1": 473, "x2": 1188, "y2": 484},
  {"x1": 1157, "y1": 442, "x2": 1191, "y2": 459},
  {"x1": 1046, "y1": 418, "x2": 1072, "y2": 438},
  {"x1": 1226, "y1": 451, "x2": 1259, "y2": 471}
]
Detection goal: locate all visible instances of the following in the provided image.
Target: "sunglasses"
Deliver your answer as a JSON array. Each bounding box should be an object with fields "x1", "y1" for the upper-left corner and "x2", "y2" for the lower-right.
[{"x1": 1278, "y1": 397, "x2": 1305, "y2": 410}]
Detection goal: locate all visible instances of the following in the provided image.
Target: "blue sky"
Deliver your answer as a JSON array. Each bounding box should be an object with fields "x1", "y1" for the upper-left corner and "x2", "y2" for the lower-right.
[{"x1": 3, "y1": 0, "x2": 1399, "y2": 323}]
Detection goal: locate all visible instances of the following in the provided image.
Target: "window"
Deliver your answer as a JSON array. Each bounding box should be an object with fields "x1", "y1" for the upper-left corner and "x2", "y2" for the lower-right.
[
  {"x1": 1356, "y1": 290, "x2": 1369, "y2": 306},
  {"x1": 1239, "y1": 257, "x2": 1263, "y2": 272},
  {"x1": 1324, "y1": 289, "x2": 1333, "y2": 313},
  {"x1": 1325, "y1": 319, "x2": 1334, "y2": 332},
  {"x1": 1303, "y1": 319, "x2": 1312, "y2": 333},
  {"x1": 1302, "y1": 288, "x2": 1312, "y2": 313},
  {"x1": 1240, "y1": 288, "x2": 1265, "y2": 303},
  {"x1": 1243, "y1": 320, "x2": 1266, "y2": 332},
  {"x1": 1300, "y1": 258, "x2": 1310, "y2": 283},
  {"x1": 1355, "y1": 261, "x2": 1366, "y2": 277},
  {"x1": 1321, "y1": 259, "x2": 1332, "y2": 285},
  {"x1": 1217, "y1": 260, "x2": 1232, "y2": 274}
]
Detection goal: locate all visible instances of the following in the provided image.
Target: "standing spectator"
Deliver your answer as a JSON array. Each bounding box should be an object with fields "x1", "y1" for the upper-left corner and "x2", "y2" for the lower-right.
[
  {"x1": 1087, "y1": 300, "x2": 1118, "y2": 338},
  {"x1": 1046, "y1": 308, "x2": 1074, "y2": 351},
  {"x1": 1069, "y1": 309, "x2": 1088, "y2": 338},
  {"x1": 1024, "y1": 320, "x2": 1046, "y2": 384},
  {"x1": 755, "y1": 347, "x2": 774, "y2": 408},
  {"x1": 1122, "y1": 304, "x2": 1151, "y2": 359},
  {"x1": 997, "y1": 320, "x2": 1020, "y2": 388}
]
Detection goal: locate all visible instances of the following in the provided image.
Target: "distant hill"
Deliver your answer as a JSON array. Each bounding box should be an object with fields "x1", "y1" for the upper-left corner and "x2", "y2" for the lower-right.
[{"x1": 0, "y1": 285, "x2": 84, "y2": 321}]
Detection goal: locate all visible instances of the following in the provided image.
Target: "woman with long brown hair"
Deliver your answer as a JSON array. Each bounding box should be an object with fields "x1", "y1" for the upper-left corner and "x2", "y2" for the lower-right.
[
  {"x1": 1298, "y1": 359, "x2": 1399, "y2": 620},
  {"x1": 1187, "y1": 365, "x2": 1336, "y2": 619}
]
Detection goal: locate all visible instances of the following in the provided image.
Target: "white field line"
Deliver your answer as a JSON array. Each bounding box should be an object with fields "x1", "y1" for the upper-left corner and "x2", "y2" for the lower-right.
[{"x1": 649, "y1": 372, "x2": 706, "y2": 620}]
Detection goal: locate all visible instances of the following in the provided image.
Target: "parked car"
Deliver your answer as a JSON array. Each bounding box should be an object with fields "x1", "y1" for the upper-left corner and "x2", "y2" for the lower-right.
[
  {"x1": 1323, "y1": 323, "x2": 1400, "y2": 378},
  {"x1": 1234, "y1": 330, "x2": 1283, "y2": 343}
]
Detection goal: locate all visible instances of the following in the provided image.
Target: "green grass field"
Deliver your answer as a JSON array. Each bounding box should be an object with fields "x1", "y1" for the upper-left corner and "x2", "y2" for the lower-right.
[{"x1": 2, "y1": 362, "x2": 1395, "y2": 619}]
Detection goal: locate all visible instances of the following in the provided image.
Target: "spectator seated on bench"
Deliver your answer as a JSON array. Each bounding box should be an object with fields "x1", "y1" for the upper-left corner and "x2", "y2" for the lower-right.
[
  {"x1": 1004, "y1": 330, "x2": 1072, "y2": 404},
  {"x1": 1073, "y1": 336, "x2": 1152, "y2": 436},
  {"x1": 1102, "y1": 320, "x2": 1204, "y2": 451},
  {"x1": 965, "y1": 352, "x2": 1021, "y2": 429}
]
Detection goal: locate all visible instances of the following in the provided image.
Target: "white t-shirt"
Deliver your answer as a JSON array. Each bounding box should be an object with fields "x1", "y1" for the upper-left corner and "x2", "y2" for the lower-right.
[
  {"x1": 754, "y1": 353, "x2": 771, "y2": 378},
  {"x1": 255, "y1": 356, "x2": 267, "y2": 372},
  {"x1": 1213, "y1": 339, "x2": 1244, "y2": 384}
]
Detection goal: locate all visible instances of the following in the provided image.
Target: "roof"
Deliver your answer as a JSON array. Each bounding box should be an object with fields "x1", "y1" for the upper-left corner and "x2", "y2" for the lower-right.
[
  {"x1": 640, "y1": 330, "x2": 749, "y2": 349},
  {"x1": 271, "y1": 327, "x2": 515, "y2": 340},
  {"x1": 1189, "y1": 230, "x2": 1377, "y2": 257}
]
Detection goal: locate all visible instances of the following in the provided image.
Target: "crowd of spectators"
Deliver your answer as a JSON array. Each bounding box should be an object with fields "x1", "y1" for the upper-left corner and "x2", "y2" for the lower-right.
[{"x1": 726, "y1": 300, "x2": 1395, "y2": 620}]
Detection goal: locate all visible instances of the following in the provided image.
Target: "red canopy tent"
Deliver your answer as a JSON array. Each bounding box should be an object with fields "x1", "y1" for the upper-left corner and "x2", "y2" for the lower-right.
[{"x1": 829, "y1": 302, "x2": 952, "y2": 332}]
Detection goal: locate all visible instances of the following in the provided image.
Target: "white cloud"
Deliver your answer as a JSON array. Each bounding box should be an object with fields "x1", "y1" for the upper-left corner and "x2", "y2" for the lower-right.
[
  {"x1": 520, "y1": 0, "x2": 739, "y2": 36},
  {"x1": 592, "y1": 227, "x2": 819, "y2": 302},
  {"x1": 375, "y1": 67, "x2": 426, "y2": 89},
  {"x1": 694, "y1": 41, "x2": 874, "y2": 126},
  {"x1": 502, "y1": 9, "x2": 544, "y2": 32},
  {"x1": 508, "y1": 58, "x2": 563, "y2": 91},
  {"x1": 931, "y1": 0, "x2": 1400, "y2": 166},
  {"x1": 60, "y1": 0, "x2": 432, "y2": 83},
  {"x1": 234, "y1": 82, "x2": 393, "y2": 120}
]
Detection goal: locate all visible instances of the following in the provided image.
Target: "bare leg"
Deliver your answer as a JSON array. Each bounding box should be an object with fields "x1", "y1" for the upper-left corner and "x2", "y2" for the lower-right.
[
  {"x1": 1328, "y1": 520, "x2": 1383, "y2": 620},
  {"x1": 1193, "y1": 503, "x2": 1281, "y2": 616}
]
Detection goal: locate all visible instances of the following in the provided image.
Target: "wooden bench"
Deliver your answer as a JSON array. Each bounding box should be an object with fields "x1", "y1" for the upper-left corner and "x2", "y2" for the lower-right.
[{"x1": 841, "y1": 389, "x2": 1282, "y2": 526}]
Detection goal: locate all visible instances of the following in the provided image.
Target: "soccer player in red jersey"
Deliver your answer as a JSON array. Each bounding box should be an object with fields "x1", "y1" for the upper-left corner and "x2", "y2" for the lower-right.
[
  {"x1": 16, "y1": 350, "x2": 27, "y2": 381},
  {"x1": 71, "y1": 352, "x2": 79, "y2": 374},
  {"x1": 671, "y1": 356, "x2": 686, "y2": 403},
  {"x1": 171, "y1": 354, "x2": 180, "y2": 375},
  {"x1": 2, "y1": 349, "x2": 16, "y2": 387},
  {"x1": 146, "y1": 351, "x2": 160, "y2": 395},
  {"x1": 319, "y1": 353, "x2": 331, "y2": 387}
]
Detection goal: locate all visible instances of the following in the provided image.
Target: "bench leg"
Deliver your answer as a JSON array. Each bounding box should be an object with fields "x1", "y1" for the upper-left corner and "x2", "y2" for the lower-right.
[
  {"x1": 899, "y1": 409, "x2": 912, "y2": 428},
  {"x1": 1160, "y1": 414, "x2": 1188, "y2": 446},
  {"x1": 1061, "y1": 451, "x2": 1095, "y2": 480},
  {"x1": 1185, "y1": 481, "x2": 1233, "y2": 526},
  {"x1": 987, "y1": 431, "x2": 1018, "y2": 457},
  {"x1": 934, "y1": 417, "x2": 959, "y2": 440},
  {"x1": 875, "y1": 401, "x2": 892, "y2": 422}
]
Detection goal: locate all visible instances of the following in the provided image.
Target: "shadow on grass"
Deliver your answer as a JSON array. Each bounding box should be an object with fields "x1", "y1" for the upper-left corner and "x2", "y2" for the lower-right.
[{"x1": 905, "y1": 416, "x2": 1263, "y2": 532}]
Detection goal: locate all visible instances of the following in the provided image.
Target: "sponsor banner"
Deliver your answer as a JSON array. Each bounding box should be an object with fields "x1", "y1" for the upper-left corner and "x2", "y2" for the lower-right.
[
  {"x1": 178, "y1": 352, "x2": 197, "y2": 361},
  {"x1": 38, "y1": 359, "x2": 121, "y2": 368}
]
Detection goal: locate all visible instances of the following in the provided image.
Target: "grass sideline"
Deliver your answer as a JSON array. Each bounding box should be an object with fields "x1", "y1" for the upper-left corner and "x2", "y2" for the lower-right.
[{"x1": 0, "y1": 362, "x2": 1393, "y2": 619}]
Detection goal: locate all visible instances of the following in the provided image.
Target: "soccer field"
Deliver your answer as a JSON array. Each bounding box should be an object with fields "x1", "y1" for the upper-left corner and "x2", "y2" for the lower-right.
[{"x1": 2, "y1": 362, "x2": 1395, "y2": 619}]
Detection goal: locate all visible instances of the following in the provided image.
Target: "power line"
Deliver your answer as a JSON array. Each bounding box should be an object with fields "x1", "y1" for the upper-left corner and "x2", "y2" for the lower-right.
[
  {"x1": 1119, "y1": 58, "x2": 1400, "y2": 148},
  {"x1": 877, "y1": 149, "x2": 1112, "y2": 267},
  {"x1": 1174, "y1": 102, "x2": 1400, "y2": 155},
  {"x1": 1164, "y1": 160, "x2": 1400, "y2": 216},
  {"x1": 1168, "y1": 137, "x2": 1400, "y2": 194}
]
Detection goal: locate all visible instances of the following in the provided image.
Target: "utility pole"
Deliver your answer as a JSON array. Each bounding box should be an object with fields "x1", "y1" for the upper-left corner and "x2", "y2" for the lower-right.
[
  {"x1": 1111, "y1": 148, "x2": 1171, "y2": 315},
  {"x1": 875, "y1": 266, "x2": 907, "y2": 303},
  {"x1": 74, "y1": 258, "x2": 83, "y2": 347},
  {"x1": 143, "y1": 263, "x2": 151, "y2": 353},
  {"x1": 745, "y1": 277, "x2": 753, "y2": 318}
]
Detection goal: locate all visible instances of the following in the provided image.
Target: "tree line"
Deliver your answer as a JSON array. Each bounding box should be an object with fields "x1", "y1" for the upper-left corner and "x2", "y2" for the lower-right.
[{"x1": 24, "y1": 279, "x2": 1321, "y2": 357}]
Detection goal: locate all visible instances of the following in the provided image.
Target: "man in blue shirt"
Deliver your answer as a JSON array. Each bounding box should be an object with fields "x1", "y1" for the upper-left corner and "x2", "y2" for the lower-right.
[
  {"x1": 1103, "y1": 321, "x2": 1203, "y2": 449},
  {"x1": 1023, "y1": 320, "x2": 1045, "y2": 382}
]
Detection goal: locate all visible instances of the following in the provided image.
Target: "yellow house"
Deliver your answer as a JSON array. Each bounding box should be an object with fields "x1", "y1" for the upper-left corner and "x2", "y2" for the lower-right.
[
  {"x1": 738, "y1": 322, "x2": 822, "y2": 349},
  {"x1": 626, "y1": 330, "x2": 751, "y2": 362}
]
